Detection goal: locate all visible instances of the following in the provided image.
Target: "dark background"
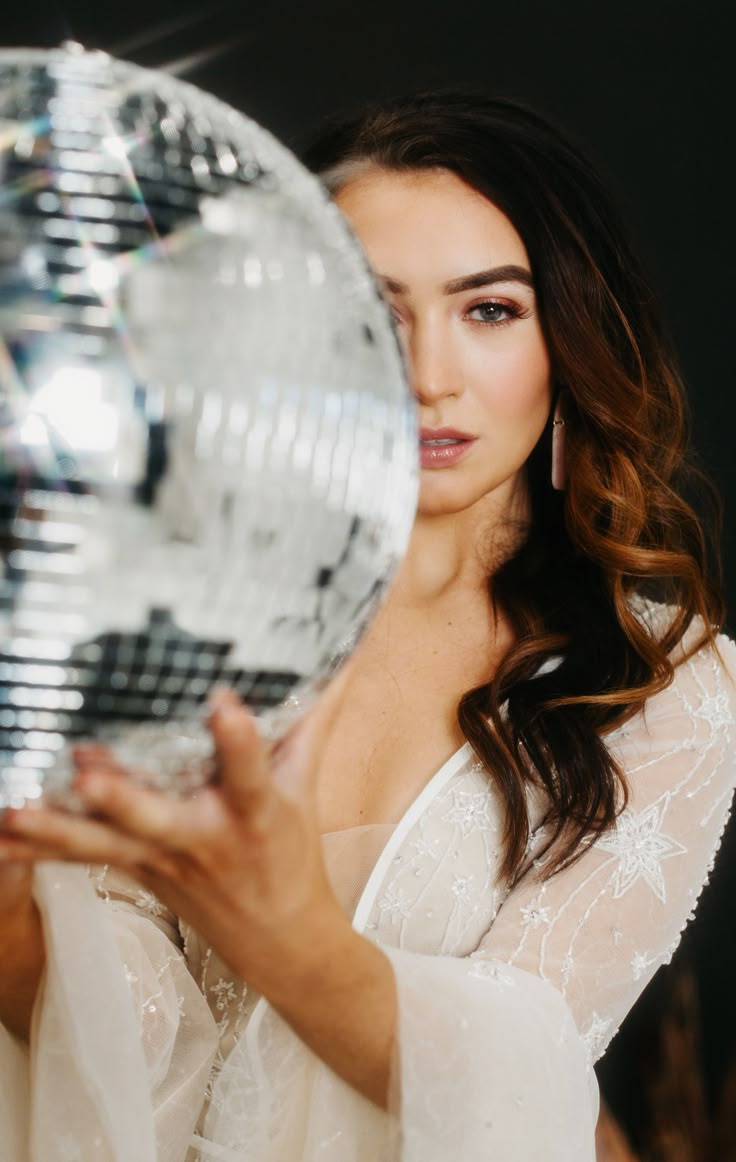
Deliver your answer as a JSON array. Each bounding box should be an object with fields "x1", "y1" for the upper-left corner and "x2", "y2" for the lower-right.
[{"x1": 2, "y1": 0, "x2": 734, "y2": 1147}]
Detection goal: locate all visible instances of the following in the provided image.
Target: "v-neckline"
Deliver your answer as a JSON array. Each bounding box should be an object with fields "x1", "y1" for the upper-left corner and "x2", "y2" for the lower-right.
[
  {"x1": 245, "y1": 740, "x2": 475, "y2": 1043},
  {"x1": 350, "y1": 740, "x2": 473, "y2": 931}
]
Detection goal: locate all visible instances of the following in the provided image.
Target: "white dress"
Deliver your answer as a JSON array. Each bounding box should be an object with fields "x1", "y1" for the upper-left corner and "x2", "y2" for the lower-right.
[{"x1": 2, "y1": 606, "x2": 735, "y2": 1162}]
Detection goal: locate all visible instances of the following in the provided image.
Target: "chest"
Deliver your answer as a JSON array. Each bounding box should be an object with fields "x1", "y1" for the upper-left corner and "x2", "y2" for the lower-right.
[{"x1": 315, "y1": 605, "x2": 505, "y2": 832}]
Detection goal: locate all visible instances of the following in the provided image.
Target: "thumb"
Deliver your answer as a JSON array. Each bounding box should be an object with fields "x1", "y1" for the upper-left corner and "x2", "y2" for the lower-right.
[{"x1": 208, "y1": 690, "x2": 271, "y2": 813}]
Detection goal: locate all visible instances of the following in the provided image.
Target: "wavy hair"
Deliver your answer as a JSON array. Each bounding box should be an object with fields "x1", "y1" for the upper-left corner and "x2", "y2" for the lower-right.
[{"x1": 301, "y1": 90, "x2": 725, "y2": 881}]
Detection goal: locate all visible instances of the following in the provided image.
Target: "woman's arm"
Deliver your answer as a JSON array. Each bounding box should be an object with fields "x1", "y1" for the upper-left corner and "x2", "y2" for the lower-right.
[
  {"x1": 0, "y1": 856, "x2": 221, "y2": 1162},
  {"x1": 0, "y1": 864, "x2": 45, "y2": 1041},
  {"x1": 245, "y1": 901, "x2": 397, "y2": 1108}
]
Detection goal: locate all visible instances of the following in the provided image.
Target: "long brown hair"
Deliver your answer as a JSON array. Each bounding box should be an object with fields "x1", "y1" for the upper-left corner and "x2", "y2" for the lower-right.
[{"x1": 301, "y1": 90, "x2": 725, "y2": 880}]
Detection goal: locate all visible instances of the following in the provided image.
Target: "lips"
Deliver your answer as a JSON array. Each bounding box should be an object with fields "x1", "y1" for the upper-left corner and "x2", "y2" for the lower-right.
[
  {"x1": 418, "y1": 427, "x2": 476, "y2": 469},
  {"x1": 419, "y1": 427, "x2": 475, "y2": 443}
]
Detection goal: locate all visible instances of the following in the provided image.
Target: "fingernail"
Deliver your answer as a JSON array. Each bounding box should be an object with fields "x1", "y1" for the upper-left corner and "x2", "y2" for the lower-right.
[{"x1": 208, "y1": 688, "x2": 241, "y2": 715}]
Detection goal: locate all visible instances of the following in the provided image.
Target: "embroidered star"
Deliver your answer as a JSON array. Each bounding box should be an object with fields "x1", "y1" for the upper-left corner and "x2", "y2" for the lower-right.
[
  {"x1": 135, "y1": 889, "x2": 165, "y2": 918},
  {"x1": 377, "y1": 886, "x2": 412, "y2": 922},
  {"x1": 520, "y1": 901, "x2": 551, "y2": 928},
  {"x1": 411, "y1": 834, "x2": 440, "y2": 861},
  {"x1": 583, "y1": 1012, "x2": 612, "y2": 1057},
  {"x1": 210, "y1": 978, "x2": 237, "y2": 1011},
  {"x1": 450, "y1": 873, "x2": 475, "y2": 901},
  {"x1": 631, "y1": 952, "x2": 655, "y2": 982},
  {"x1": 694, "y1": 691, "x2": 733, "y2": 730},
  {"x1": 597, "y1": 802, "x2": 686, "y2": 903},
  {"x1": 444, "y1": 790, "x2": 496, "y2": 835}
]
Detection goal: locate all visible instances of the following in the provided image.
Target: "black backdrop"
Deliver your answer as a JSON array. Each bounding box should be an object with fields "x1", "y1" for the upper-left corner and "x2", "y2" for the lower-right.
[{"x1": 3, "y1": 0, "x2": 734, "y2": 1147}]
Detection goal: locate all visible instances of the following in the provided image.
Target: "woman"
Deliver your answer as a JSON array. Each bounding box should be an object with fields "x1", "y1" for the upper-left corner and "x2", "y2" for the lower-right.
[{"x1": 0, "y1": 90, "x2": 734, "y2": 1162}]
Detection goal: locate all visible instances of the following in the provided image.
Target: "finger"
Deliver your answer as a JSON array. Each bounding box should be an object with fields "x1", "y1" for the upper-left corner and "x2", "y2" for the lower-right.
[
  {"x1": 0, "y1": 834, "x2": 58, "y2": 863},
  {"x1": 2, "y1": 803, "x2": 158, "y2": 869},
  {"x1": 72, "y1": 744, "x2": 141, "y2": 781},
  {"x1": 72, "y1": 741, "x2": 117, "y2": 764},
  {"x1": 207, "y1": 692, "x2": 272, "y2": 815},
  {"x1": 74, "y1": 770, "x2": 200, "y2": 848},
  {"x1": 73, "y1": 742, "x2": 169, "y2": 787}
]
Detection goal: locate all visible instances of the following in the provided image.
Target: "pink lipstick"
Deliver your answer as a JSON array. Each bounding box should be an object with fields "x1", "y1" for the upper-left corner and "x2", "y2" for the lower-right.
[{"x1": 419, "y1": 427, "x2": 476, "y2": 469}]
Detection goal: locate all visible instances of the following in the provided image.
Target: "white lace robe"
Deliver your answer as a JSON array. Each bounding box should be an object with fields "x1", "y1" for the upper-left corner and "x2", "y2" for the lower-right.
[{"x1": 2, "y1": 614, "x2": 735, "y2": 1161}]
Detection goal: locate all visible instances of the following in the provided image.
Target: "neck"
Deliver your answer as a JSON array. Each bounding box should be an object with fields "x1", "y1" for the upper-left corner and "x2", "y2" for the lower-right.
[{"x1": 389, "y1": 474, "x2": 531, "y2": 609}]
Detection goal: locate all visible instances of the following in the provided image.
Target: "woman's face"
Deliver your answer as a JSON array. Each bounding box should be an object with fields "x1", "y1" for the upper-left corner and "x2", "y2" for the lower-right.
[{"x1": 335, "y1": 167, "x2": 553, "y2": 519}]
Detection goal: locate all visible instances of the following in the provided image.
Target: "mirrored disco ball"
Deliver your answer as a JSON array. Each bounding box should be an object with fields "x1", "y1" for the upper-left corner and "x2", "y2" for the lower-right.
[{"x1": 0, "y1": 43, "x2": 418, "y2": 808}]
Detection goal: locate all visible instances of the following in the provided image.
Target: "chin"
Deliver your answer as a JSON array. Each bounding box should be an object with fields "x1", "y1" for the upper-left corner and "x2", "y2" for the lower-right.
[
  {"x1": 416, "y1": 486, "x2": 489, "y2": 519},
  {"x1": 415, "y1": 470, "x2": 514, "y2": 520}
]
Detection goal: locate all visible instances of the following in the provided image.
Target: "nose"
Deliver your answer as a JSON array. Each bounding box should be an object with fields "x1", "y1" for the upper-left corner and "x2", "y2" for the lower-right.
[{"x1": 403, "y1": 317, "x2": 460, "y2": 407}]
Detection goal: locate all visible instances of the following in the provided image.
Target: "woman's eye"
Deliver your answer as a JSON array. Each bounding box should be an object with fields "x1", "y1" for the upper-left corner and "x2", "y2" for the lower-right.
[
  {"x1": 467, "y1": 301, "x2": 520, "y2": 325},
  {"x1": 389, "y1": 300, "x2": 524, "y2": 328}
]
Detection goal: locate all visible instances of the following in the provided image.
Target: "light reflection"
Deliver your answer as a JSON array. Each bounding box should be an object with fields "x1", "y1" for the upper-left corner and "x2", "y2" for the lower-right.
[
  {"x1": 86, "y1": 257, "x2": 121, "y2": 294},
  {"x1": 12, "y1": 752, "x2": 54, "y2": 770},
  {"x1": 24, "y1": 365, "x2": 120, "y2": 453}
]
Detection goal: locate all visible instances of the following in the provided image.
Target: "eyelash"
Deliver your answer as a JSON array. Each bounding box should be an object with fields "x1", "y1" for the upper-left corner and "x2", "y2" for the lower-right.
[
  {"x1": 390, "y1": 300, "x2": 527, "y2": 328},
  {"x1": 465, "y1": 300, "x2": 526, "y2": 327}
]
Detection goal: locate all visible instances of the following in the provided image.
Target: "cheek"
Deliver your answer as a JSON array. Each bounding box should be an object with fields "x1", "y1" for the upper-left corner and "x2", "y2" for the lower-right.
[{"x1": 468, "y1": 330, "x2": 552, "y2": 424}]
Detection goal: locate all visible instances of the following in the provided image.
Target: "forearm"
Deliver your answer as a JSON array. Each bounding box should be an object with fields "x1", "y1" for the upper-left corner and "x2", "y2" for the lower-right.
[
  {"x1": 0, "y1": 901, "x2": 45, "y2": 1041},
  {"x1": 249, "y1": 906, "x2": 397, "y2": 1109}
]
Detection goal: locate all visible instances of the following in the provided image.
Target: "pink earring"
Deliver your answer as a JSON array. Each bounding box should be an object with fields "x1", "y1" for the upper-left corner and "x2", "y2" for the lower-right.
[{"x1": 551, "y1": 391, "x2": 567, "y2": 491}]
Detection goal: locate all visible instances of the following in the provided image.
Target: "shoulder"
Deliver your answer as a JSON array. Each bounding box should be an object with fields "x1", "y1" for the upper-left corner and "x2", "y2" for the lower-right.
[
  {"x1": 607, "y1": 596, "x2": 736, "y2": 771},
  {"x1": 628, "y1": 593, "x2": 731, "y2": 653},
  {"x1": 628, "y1": 594, "x2": 735, "y2": 675}
]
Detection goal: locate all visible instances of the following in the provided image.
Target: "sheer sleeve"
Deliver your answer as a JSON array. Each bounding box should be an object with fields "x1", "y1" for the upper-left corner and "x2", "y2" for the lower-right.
[
  {"x1": 0, "y1": 862, "x2": 218, "y2": 1162},
  {"x1": 385, "y1": 629, "x2": 736, "y2": 1160},
  {"x1": 475, "y1": 630, "x2": 736, "y2": 1059}
]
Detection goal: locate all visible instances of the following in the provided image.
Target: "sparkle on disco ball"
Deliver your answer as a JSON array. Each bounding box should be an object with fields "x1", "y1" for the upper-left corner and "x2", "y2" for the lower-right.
[{"x1": 0, "y1": 42, "x2": 418, "y2": 808}]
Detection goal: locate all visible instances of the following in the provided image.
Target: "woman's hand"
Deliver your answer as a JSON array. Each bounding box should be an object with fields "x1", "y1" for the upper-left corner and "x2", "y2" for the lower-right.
[
  {"x1": 1, "y1": 664, "x2": 398, "y2": 1106},
  {"x1": 0, "y1": 669, "x2": 352, "y2": 994}
]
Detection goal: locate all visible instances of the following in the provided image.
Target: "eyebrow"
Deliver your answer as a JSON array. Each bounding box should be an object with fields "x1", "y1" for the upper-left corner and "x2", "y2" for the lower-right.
[{"x1": 380, "y1": 264, "x2": 534, "y2": 296}]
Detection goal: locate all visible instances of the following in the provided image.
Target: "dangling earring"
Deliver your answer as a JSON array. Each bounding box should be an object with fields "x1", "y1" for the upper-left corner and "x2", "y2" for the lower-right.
[{"x1": 551, "y1": 389, "x2": 568, "y2": 491}]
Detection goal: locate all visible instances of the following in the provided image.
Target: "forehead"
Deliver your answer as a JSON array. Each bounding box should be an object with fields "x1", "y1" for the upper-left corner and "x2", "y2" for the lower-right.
[{"x1": 334, "y1": 167, "x2": 530, "y2": 279}]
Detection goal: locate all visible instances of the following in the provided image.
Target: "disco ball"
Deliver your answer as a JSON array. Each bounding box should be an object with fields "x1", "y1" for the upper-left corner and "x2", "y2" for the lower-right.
[{"x1": 0, "y1": 43, "x2": 418, "y2": 808}]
